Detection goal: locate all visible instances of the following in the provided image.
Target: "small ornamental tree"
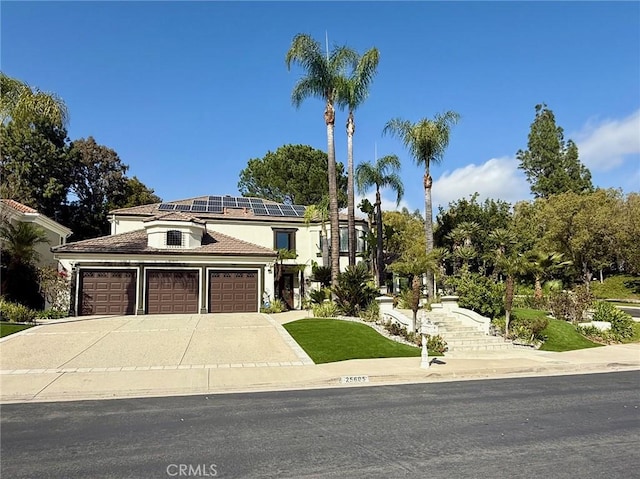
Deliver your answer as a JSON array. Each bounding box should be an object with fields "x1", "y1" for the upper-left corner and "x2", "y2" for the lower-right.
[{"x1": 38, "y1": 266, "x2": 70, "y2": 311}]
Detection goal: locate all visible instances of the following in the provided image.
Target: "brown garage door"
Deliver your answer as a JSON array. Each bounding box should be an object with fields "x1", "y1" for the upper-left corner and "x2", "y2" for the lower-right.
[
  {"x1": 146, "y1": 270, "x2": 199, "y2": 314},
  {"x1": 209, "y1": 270, "x2": 258, "y2": 313},
  {"x1": 79, "y1": 269, "x2": 136, "y2": 316}
]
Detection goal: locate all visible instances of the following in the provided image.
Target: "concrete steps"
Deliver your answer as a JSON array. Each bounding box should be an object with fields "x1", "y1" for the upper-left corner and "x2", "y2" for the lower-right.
[{"x1": 425, "y1": 313, "x2": 514, "y2": 352}]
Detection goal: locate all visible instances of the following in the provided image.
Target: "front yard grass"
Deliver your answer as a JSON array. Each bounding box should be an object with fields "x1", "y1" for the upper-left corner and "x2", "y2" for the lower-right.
[
  {"x1": 0, "y1": 322, "x2": 34, "y2": 338},
  {"x1": 283, "y1": 318, "x2": 424, "y2": 364},
  {"x1": 539, "y1": 318, "x2": 603, "y2": 352}
]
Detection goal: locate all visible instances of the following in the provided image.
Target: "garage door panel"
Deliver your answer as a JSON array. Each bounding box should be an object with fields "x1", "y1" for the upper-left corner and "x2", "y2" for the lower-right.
[
  {"x1": 209, "y1": 270, "x2": 258, "y2": 313},
  {"x1": 80, "y1": 270, "x2": 136, "y2": 316},
  {"x1": 146, "y1": 271, "x2": 199, "y2": 315}
]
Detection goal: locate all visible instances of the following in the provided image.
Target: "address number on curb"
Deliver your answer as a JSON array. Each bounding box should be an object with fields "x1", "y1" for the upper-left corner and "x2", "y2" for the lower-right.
[{"x1": 340, "y1": 375, "x2": 370, "y2": 384}]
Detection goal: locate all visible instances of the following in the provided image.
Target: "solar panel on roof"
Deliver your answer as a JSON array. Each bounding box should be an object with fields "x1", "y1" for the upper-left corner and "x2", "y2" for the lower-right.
[
  {"x1": 292, "y1": 205, "x2": 306, "y2": 217},
  {"x1": 280, "y1": 205, "x2": 297, "y2": 216},
  {"x1": 193, "y1": 200, "x2": 207, "y2": 205},
  {"x1": 158, "y1": 203, "x2": 175, "y2": 211},
  {"x1": 222, "y1": 197, "x2": 236, "y2": 208},
  {"x1": 208, "y1": 196, "x2": 220, "y2": 202},
  {"x1": 265, "y1": 204, "x2": 283, "y2": 216},
  {"x1": 207, "y1": 205, "x2": 223, "y2": 213},
  {"x1": 237, "y1": 198, "x2": 251, "y2": 207},
  {"x1": 175, "y1": 204, "x2": 191, "y2": 211},
  {"x1": 252, "y1": 206, "x2": 268, "y2": 215},
  {"x1": 249, "y1": 198, "x2": 264, "y2": 206},
  {"x1": 191, "y1": 205, "x2": 207, "y2": 212}
]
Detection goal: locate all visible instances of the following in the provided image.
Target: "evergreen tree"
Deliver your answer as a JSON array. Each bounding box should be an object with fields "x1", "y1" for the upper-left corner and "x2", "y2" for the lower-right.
[{"x1": 517, "y1": 103, "x2": 593, "y2": 198}]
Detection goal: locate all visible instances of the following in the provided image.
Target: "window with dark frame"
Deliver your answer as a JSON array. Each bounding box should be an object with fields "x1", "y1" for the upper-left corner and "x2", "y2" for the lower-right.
[
  {"x1": 273, "y1": 228, "x2": 296, "y2": 252},
  {"x1": 166, "y1": 230, "x2": 183, "y2": 247}
]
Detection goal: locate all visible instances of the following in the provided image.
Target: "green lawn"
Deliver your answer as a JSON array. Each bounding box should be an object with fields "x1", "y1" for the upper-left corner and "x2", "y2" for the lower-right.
[
  {"x1": 591, "y1": 275, "x2": 640, "y2": 300},
  {"x1": 539, "y1": 318, "x2": 603, "y2": 352},
  {"x1": 283, "y1": 318, "x2": 424, "y2": 364},
  {"x1": 0, "y1": 322, "x2": 34, "y2": 338},
  {"x1": 513, "y1": 308, "x2": 602, "y2": 352}
]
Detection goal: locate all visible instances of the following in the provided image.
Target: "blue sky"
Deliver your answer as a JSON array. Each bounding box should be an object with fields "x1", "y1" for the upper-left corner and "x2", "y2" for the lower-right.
[{"x1": 2, "y1": 1, "x2": 639, "y2": 214}]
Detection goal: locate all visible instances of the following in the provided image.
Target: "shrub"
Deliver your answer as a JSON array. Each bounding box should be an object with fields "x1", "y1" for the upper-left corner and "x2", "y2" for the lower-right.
[
  {"x1": 0, "y1": 299, "x2": 37, "y2": 323},
  {"x1": 261, "y1": 298, "x2": 284, "y2": 314},
  {"x1": 309, "y1": 287, "x2": 331, "y2": 305},
  {"x1": 396, "y1": 288, "x2": 416, "y2": 310},
  {"x1": 384, "y1": 321, "x2": 448, "y2": 353},
  {"x1": 359, "y1": 300, "x2": 379, "y2": 322},
  {"x1": 577, "y1": 325, "x2": 613, "y2": 344},
  {"x1": 511, "y1": 314, "x2": 548, "y2": 343},
  {"x1": 445, "y1": 271, "x2": 504, "y2": 319},
  {"x1": 592, "y1": 301, "x2": 634, "y2": 341},
  {"x1": 333, "y1": 263, "x2": 378, "y2": 317},
  {"x1": 35, "y1": 308, "x2": 67, "y2": 320},
  {"x1": 311, "y1": 265, "x2": 332, "y2": 288},
  {"x1": 549, "y1": 284, "x2": 594, "y2": 323},
  {"x1": 312, "y1": 301, "x2": 339, "y2": 318}
]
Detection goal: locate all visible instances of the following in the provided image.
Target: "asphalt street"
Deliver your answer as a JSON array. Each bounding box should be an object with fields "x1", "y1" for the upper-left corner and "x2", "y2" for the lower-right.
[{"x1": 1, "y1": 371, "x2": 639, "y2": 479}]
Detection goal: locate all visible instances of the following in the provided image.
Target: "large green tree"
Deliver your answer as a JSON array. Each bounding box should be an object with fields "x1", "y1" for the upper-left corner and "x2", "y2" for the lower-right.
[
  {"x1": 112, "y1": 176, "x2": 162, "y2": 209},
  {"x1": 286, "y1": 33, "x2": 356, "y2": 287},
  {"x1": 238, "y1": 144, "x2": 346, "y2": 206},
  {"x1": 355, "y1": 155, "x2": 404, "y2": 288},
  {"x1": 383, "y1": 111, "x2": 460, "y2": 299},
  {"x1": 0, "y1": 119, "x2": 71, "y2": 218},
  {"x1": 1, "y1": 73, "x2": 71, "y2": 218},
  {"x1": 336, "y1": 47, "x2": 379, "y2": 266},
  {"x1": 517, "y1": 103, "x2": 593, "y2": 198},
  {"x1": 435, "y1": 193, "x2": 513, "y2": 275},
  {"x1": 65, "y1": 137, "x2": 129, "y2": 240}
]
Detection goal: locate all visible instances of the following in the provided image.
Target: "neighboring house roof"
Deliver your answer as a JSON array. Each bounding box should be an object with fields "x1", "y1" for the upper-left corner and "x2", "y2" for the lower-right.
[
  {"x1": 0, "y1": 199, "x2": 38, "y2": 214},
  {"x1": 1, "y1": 199, "x2": 72, "y2": 238},
  {"x1": 52, "y1": 229, "x2": 277, "y2": 257}
]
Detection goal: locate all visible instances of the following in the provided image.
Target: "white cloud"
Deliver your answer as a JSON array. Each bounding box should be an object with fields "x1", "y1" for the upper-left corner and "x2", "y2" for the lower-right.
[
  {"x1": 431, "y1": 157, "x2": 531, "y2": 210},
  {"x1": 572, "y1": 109, "x2": 640, "y2": 171}
]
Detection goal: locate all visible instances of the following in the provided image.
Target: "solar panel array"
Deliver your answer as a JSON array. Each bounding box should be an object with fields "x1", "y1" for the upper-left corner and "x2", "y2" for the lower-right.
[{"x1": 157, "y1": 196, "x2": 307, "y2": 217}]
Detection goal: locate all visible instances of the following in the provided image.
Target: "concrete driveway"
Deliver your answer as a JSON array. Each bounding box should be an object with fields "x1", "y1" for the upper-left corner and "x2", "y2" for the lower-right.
[
  {"x1": 0, "y1": 313, "x2": 316, "y2": 402},
  {"x1": 0, "y1": 313, "x2": 311, "y2": 371}
]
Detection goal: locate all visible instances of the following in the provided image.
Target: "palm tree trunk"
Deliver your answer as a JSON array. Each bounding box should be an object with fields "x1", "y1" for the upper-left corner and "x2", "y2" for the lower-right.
[
  {"x1": 321, "y1": 223, "x2": 329, "y2": 268},
  {"x1": 325, "y1": 101, "x2": 340, "y2": 289},
  {"x1": 423, "y1": 169, "x2": 435, "y2": 299},
  {"x1": 346, "y1": 111, "x2": 356, "y2": 266},
  {"x1": 505, "y1": 274, "x2": 514, "y2": 336},
  {"x1": 375, "y1": 188, "x2": 384, "y2": 289}
]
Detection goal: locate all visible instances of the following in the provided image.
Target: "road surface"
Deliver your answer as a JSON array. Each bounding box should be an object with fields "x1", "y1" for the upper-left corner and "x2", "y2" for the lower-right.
[{"x1": 1, "y1": 371, "x2": 639, "y2": 478}]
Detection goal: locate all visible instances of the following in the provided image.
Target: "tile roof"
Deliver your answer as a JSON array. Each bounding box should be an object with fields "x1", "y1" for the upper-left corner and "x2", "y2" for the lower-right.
[
  {"x1": 143, "y1": 212, "x2": 206, "y2": 224},
  {"x1": 0, "y1": 199, "x2": 38, "y2": 214},
  {"x1": 53, "y1": 229, "x2": 277, "y2": 257}
]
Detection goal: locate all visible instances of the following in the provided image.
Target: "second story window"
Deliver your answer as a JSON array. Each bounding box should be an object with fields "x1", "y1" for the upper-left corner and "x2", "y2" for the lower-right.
[
  {"x1": 166, "y1": 230, "x2": 183, "y2": 247},
  {"x1": 273, "y1": 228, "x2": 296, "y2": 252}
]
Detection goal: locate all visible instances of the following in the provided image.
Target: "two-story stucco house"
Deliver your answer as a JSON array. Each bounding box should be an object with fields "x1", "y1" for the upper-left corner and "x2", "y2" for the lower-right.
[{"x1": 52, "y1": 195, "x2": 367, "y2": 316}]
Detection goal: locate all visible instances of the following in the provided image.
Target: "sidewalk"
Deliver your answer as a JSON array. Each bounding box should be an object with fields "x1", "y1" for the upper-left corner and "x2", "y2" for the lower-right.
[{"x1": 1, "y1": 312, "x2": 638, "y2": 404}]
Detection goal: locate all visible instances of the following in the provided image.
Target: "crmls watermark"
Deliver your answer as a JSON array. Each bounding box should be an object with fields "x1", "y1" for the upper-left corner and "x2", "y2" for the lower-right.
[{"x1": 166, "y1": 463, "x2": 218, "y2": 477}]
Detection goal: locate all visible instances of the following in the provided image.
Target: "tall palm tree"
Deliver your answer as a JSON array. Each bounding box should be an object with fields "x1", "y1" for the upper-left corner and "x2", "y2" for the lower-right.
[
  {"x1": 1, "y1": 73, "x2": 69, "y2": 126},
  {"x1": 355, "y1": 154, "x2": 404, "y2": 288},
  {"x1": 336, "y1": 48, "x2": 379, "y2": 266},
  {"x1": 286, "y1": 34, "x2": 357, "y2": 287},
  {"x1": 383, "y1": 111, "x2": 460, "y2": 299},
  {"x1": 496, "y1": 253, "x2": 530, "y2": 337}
]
